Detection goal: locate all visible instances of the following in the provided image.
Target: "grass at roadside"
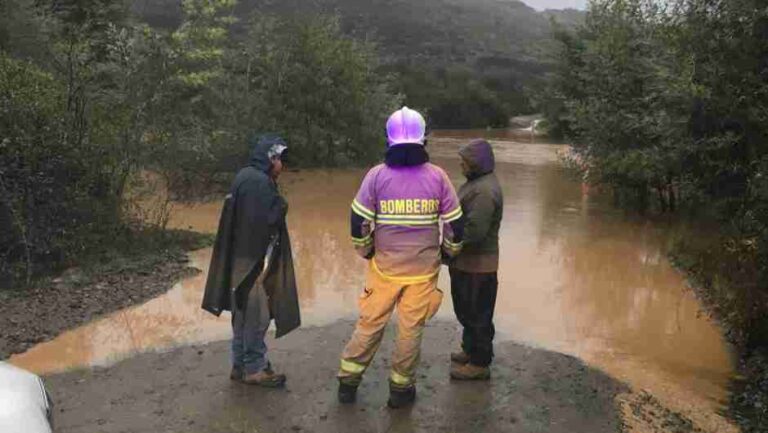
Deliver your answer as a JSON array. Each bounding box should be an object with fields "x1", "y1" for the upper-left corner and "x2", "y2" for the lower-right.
[{"x1": 72, "y1": 228, "x2": 214, "y2": 285}]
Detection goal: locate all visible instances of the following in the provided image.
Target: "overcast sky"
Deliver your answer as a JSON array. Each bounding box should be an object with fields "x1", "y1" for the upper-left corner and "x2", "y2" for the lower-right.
[{"x1": 519, "y1": 0, "x2": 588, "y2": 10}]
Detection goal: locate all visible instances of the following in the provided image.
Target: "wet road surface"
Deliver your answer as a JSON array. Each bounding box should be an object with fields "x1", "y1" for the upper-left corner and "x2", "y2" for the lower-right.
[{"x1": 46, "y1": 321, "x2": 627, "y2": 433}]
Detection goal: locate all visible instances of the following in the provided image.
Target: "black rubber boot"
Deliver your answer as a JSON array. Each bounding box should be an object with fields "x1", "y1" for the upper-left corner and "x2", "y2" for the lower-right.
[
  {"x1": 387, "y1": 383, "x2": 416, "y2": 409},
  {"x1": 338, "y1": 381, "x2": 358, "y2": 404}
]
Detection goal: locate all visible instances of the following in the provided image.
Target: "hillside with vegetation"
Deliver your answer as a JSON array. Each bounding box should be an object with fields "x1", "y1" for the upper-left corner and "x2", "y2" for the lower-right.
[
  {"x1": 132, "y1": 0, "x2": 584, "y2": 127},
  {"x1": 0, "y1": 0, "x2": 586, "y2": 299},
  {"x1": 0, "y1": 0, "x2": 400, "y2": 288},
  {"x1": 135, "y1": 0, "x2": 559, "y2": 62}
]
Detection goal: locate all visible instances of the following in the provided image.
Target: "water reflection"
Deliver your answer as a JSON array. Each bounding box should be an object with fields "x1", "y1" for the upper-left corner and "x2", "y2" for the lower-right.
[
  {"x1": 431, "y1": 128, "x2": 556, "y2": 144},
  {"x1": 9, "y1": 134, "x2": 734, "y2": 430},
  {"x1": 169, "y1": 170, "x2": 369, "y2": 321},
  {"x1": 11, "y1": 249, "x2": 231, "y2": 373}
]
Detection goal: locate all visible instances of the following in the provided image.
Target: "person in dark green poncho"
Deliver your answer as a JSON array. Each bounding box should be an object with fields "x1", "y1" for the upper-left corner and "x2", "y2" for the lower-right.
[{"x1": 202, "y1": 134, "x2": 301, "y2": 388}]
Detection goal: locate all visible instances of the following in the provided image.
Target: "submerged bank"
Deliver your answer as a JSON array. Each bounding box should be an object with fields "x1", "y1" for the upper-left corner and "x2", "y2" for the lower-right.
[
  {"x1": 670, "y1": 239, "x2": 768, "y2": 433},
  {"x1": 0, "y1": 230, "x2": 210, "y2": 359}
]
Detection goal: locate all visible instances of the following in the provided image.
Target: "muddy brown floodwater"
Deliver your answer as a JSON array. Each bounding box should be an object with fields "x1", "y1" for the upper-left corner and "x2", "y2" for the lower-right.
[{"x1": 10, "y1": 131, "x2": 737, "y2": 432}]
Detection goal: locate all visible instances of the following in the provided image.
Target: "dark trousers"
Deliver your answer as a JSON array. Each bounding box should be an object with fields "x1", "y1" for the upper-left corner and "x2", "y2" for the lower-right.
[{"x1": 449, "y1": 268, "x2": 498, "y2": 367}]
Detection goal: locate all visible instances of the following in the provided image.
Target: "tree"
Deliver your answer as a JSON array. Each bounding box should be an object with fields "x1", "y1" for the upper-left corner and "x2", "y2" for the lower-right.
[
  {"x1": 542, "y1": 5, "x2": 768, "y2": 413},
  {"x1": 240, "y1": 15, "x2": 400, "y2": 166},
  {"x1": 544, "y1": 0, "x2": 695, "y2": 212},
  {"x1": 0, "y1": 54, "x2": 95, "y2": 285},
  {"x1": 148, "y1": 0, "x2": 239, "y2": 198},
  {"x1": 0, "y1": 2, "x2": 401, "y2": 287}
]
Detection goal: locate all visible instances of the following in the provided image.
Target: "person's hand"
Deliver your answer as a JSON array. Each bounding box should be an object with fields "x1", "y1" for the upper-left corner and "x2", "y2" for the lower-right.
[
  {"x1": 441, "y1": 250, "x2": 455, "y2": 266},
  {"x1": 277, "y1": 196, "x2": 289, "y2": 218},
  {"x1": 364, "y1": 248, "x2": 375, "y2": 260}
]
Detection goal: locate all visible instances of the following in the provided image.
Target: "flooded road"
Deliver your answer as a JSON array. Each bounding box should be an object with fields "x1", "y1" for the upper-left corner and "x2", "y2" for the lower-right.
[{"x1": 10, "y1": 132, "x2": 736, "y2": 431}]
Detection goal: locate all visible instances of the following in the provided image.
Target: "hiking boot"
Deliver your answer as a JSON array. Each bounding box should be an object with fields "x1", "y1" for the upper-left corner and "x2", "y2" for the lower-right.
[
  {"x1": 387, "y1": 383, "x2": 416, "y2": 409},
  {"x1": 450, "y1": 350, "x2": 470, "y2": 365},
  {"x1": 450, "y1": 363, "x2": 491, "y2": 381},
  {"x1": 243, "y1": 369, "x2": 287, "y2": 388},
  {"x1": 230, "y1": 366, "x2": 244, "y2": 382},
  {"x1": 337, "y1": 381, "x2": 358, "y2": 404}
]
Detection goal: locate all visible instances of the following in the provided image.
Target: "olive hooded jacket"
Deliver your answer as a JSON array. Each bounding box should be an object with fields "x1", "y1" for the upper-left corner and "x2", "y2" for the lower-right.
[{"x1": 453, "y1": 139, "x2": 504, "y2": 273}]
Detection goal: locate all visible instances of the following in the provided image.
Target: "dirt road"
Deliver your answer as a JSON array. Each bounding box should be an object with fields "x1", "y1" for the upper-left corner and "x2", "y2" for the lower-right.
[{"x1": 47, "y1": 321, "x2": 628, "y2": 433}]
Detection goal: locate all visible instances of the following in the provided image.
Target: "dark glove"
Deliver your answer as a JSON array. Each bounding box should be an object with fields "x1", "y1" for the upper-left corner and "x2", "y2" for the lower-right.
[
  {"x1": 441, "y1": 250, "x2": 455, "y2": 266},
  {"x1": 364, "y1": 248, "x2": 375, "y2": 260}
]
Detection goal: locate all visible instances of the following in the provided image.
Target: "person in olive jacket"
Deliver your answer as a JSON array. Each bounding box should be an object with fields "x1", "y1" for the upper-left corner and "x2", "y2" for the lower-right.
[{"x1": 449, "y1": 139, "x2": 504, "y2": 380}]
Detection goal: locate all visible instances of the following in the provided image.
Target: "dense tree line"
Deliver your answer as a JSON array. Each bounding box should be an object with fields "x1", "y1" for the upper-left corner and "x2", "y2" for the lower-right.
[
  {"x1": 388, "y1": 63, "x2": 527, "y2": 129},
  {"x1": 134, "y1": 0, "x2": 579, "y2": 128},
  {"x1": 541, "y1": 1, "x2": 767, "y2": 428},
  {"x1": 0, "y1": 0, "x2": 399, "y2": 288}
]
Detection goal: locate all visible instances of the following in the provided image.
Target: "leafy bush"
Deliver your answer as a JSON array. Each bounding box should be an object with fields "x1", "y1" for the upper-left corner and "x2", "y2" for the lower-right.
[
  {"x1": 0, "y1": 54, "x2": 120, "y2": 287},
  {"x1": 392, "y1": 64, "x2": 516, "y2": 129},
  {"x1": 0, "y1": 0, "x2": 401, "y2": 286},
  {"x1": 543, "y1": 2, "x2": 768, "y2": 428}
]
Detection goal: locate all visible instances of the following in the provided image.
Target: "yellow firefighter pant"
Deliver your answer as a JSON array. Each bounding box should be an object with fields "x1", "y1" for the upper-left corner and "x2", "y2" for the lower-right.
[{"x1": 338, "y1": 263, "x2": 443, "y2": 387}]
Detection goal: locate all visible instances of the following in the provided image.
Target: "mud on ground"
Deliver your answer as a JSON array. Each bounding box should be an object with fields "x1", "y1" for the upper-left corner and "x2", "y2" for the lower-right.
[
  {"x1": 45, "y1": 320, "x2": 705, "y2": 433},
  {"x1": 0, "y1": 239, "x2": 202, "y2": 359}
]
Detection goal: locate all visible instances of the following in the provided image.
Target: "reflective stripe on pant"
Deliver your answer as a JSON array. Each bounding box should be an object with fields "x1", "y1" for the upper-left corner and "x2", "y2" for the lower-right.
[{"x1": 338, "y1": 263, "x2": 443, "y2": 387}]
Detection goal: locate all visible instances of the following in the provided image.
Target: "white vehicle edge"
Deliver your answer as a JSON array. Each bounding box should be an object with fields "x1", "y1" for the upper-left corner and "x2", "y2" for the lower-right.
[{"x1": 0, "y1": 362, "x2": 53, "y2": 433}]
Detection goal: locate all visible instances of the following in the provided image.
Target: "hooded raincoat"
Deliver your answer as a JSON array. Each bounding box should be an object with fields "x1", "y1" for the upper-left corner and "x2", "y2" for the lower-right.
[
  {"x1": 201, "y1": 135, "x2": 300, "y2": 338},
  {"x1": 454, "y1": 139, "x2": 504, "y2": 273}
]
